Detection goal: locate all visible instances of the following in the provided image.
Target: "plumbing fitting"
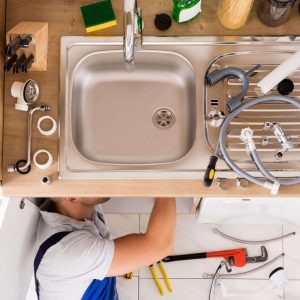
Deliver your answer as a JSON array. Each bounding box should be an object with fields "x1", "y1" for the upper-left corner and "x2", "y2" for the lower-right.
[
  {"x1": 272, "y1": 123, "x2": 294, "y2": 151},
  {"x1": 33, "y1": 149, "x2": 53, "y2": 170},
  {"x1": 236, "y1": 178, "x2": 249, "y2": 188},
  {"x1": 263, "y1": 121, "x2": 273, "y2": 131},
  {"x1": 240, "y1": 127, "x2": 256, "y2": 152},
  {"x1": 37, "y1": 115, "x2": 57, "y2": 136},
  {"x1": 257, "y1": 49, "x2": 300, "y2": 95},
  {"x1": 216, "y1": 178, "x2": 229, "y2": 190},
  {"x1": 219, "y1": 267, "x2": 287, "y2": 299},
  {"x1": 261, "y1": 137, "x2": 269, "y2": 146},
  {"x1": 11, "y1": 79, "x2": 39, "y2": 111},
  {"x1": 264, "y1": 181, "x2": 280, "y2": 195},
  {"x1": 218, "y1": 95, "x2": 300, "y2": 194},
  {"x1": 208, "y1": 256, "x2": 286, "y2": 299},
  {"x1": 206, "y1": 65, "x2": 260, "y2": 112},
  {"x1": 263, "y1": 122, "x2": 294, "y2": 151},
  {"x1": 213, "y1": 228, "x2": 296, "y2": 244},
  {"x1": 275, "y1": 151, "x2": 284, "y2": 160},
  {"x1": 208, "y1": 108, "x2": 225, "y2": 127},
  {"x1": 7, "y1": 104, "x2": 51, "y2": 174}
]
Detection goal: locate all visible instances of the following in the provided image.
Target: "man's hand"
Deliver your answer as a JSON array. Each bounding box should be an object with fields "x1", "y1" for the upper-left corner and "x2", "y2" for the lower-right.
[{"x1": 107, "y1": 197, "x2": 176, "y2": 276}]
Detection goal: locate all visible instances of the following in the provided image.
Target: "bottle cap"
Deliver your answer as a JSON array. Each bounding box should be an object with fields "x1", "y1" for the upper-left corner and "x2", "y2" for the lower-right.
[
  {"x1": 154, "y1": 14, "x2": 172, "y2": 31},
  {"x1": 277, "y1": 79, "x2": 294, "y2": 95}
]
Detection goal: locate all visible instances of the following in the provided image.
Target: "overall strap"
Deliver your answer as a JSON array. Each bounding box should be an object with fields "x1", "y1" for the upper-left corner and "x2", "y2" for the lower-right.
[{"x1": 34, "y1": 231, "x2": 71, "y2": 300}]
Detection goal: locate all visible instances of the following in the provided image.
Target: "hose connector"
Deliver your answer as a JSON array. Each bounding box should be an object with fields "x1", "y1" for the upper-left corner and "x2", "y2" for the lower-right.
[
  {"x1": 263, "y1": 181, "x2": 280, "y2": 195},
  {"x1": 272, "y1": 123, "x2": 294, "y2": 151},
  {"x1": 240, "y1": 127, "x2": 256, "y2": 152}
]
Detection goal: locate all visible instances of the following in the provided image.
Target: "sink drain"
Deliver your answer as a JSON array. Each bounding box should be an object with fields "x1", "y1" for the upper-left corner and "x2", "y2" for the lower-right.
[{"x1": 153, "y1": 108, "x2": 175, "y2": 129}]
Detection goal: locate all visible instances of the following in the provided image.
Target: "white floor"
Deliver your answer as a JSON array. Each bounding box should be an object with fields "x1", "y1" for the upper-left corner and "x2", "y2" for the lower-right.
[
  {"x1": 26, "y1": 213, "x2": 300, "y2": 300},
  {"x1": 106, "y1": 213, "x2": 300, "y2": 300}
]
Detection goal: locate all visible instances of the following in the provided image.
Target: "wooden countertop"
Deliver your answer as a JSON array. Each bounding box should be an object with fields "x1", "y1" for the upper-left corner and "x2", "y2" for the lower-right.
[
  {"x1": 2, "y1": 0, "x2": 300, "y2": 197},
  {"x1": 0, "y1": 0, "x2": 5, "y2": 183}
]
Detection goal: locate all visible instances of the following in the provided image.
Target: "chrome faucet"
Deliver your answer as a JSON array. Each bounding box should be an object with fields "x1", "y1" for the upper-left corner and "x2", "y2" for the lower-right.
[{"x1": 123, "y1": 0, "x2": 143, "y2": 63}]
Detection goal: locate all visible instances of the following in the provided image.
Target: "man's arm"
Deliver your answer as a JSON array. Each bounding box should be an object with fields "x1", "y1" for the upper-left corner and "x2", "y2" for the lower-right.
[{"x1": 107, "y1": 197, "x2": 176, "y2": 276}]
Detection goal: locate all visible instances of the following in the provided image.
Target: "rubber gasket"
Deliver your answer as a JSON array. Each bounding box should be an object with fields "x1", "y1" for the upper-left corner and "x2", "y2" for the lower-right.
[{"x1": 15, "y1": 160, "x2": 31, "y2": 174}]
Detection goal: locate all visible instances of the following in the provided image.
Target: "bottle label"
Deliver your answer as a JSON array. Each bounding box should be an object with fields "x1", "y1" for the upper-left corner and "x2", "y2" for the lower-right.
[{"x1": 179, "y1": 1, "x2": 201, "y2": 23}]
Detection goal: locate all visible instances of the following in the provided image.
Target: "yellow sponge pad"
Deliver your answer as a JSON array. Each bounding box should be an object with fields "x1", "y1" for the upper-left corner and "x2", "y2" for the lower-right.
[{"x1": 80, "y1": 0, "x2": 117, "y2": 33}]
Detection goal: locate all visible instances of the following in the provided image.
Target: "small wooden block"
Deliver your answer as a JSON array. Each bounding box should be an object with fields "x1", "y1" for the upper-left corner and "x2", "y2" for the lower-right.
[{"x1": 6, "y1": 22, "x2": 48, "y2": 71}]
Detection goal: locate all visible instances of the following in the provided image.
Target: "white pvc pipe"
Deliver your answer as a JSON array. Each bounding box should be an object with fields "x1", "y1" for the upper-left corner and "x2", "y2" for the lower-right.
[{"x1": 257, "y1": 49, "x2": 300, "y2": 95}]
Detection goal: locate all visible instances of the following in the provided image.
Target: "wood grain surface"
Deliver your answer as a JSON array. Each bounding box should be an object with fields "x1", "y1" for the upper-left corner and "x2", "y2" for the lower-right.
[
  {"x1": 2, "y1": 0, "x2": 300, "y2": 197},
  {"x1": 0, "y1": 0, "x2": 6, "y2": 182}
]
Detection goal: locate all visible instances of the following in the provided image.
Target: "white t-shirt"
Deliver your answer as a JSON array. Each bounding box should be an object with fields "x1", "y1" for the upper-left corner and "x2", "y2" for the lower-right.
[{"x1": 36, "y1": 200, "x2": 115, "y2": 300}]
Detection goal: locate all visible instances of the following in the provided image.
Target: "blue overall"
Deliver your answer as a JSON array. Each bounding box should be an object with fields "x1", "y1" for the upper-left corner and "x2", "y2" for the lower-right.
[{"x1": 34, "y1": 231, "x2": 118, "y2": 300}]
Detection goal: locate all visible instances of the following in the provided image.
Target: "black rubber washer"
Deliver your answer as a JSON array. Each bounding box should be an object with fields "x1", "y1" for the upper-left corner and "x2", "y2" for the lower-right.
[
  {"x1": 15, "y1": 160, "x2": 31, "y2": 175},
  {"x1": 154, "y1": 14, "x2": 172, "y2": 31},
  {"x1": 277, "y1": 79, "x2": 294, "y2": 95}
]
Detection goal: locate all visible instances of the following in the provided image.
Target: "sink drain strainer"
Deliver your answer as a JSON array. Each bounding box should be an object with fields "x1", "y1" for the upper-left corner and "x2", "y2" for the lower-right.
[{"x1": 153, "y1": 108, "x2": 175, "y2": 129}]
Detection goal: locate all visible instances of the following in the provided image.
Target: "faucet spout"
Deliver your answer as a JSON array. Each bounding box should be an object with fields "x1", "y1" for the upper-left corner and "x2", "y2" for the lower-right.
[{"x1": 124, "y1": 0, "x2": 142, "y2": 64}]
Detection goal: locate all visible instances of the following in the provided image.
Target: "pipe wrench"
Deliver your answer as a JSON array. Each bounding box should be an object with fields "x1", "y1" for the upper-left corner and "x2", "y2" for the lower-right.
[{"x1": 163, "y1": 246, "x2": 268, "y2": 268}]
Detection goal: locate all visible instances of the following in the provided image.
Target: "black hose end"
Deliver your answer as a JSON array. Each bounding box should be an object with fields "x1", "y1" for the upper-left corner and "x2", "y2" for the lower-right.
[{"x1": 206, "y1": 69, "x2": 219, "y2": 85}]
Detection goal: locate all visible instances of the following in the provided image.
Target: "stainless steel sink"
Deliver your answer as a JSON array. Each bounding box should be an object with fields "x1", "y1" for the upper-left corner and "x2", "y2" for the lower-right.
[
  {"x1": 59, "y1": 36, "x2": 300, "y2": 180},
  {"x1": 71, "y1": 50, "x2": 196, "y2": 165}
]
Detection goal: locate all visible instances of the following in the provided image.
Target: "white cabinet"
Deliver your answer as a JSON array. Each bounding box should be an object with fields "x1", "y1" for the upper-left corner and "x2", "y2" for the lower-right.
[
  {"x1": 0, "y1": 198, "x2": 39, "y2": 300},
  {"x1": 197, "y1": 197, "x2": 300, "y2": 225}
]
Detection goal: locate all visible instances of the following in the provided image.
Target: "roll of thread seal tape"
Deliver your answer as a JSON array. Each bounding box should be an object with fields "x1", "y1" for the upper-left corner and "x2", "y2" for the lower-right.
[
  {"x1": 37, "y1": 116, "x2": 57, "y2": 136},
  {"x1": 33, "y1": 150, "x2": 53, "y2": 170}
]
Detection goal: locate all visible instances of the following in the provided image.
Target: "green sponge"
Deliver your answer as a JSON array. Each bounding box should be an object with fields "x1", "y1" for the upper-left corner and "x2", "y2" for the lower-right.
[{"x1": 80, "y1": 0, "x2": 117, "y2": 33}]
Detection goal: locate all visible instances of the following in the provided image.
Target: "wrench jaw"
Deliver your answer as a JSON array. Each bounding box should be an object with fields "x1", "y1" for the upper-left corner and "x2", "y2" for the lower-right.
[
  {"x1": 227, "y1": 246, "x2": 268, "y2": 268},
  {"x1": 246, "y1": 246, "x2": 268, "y2": 264}
]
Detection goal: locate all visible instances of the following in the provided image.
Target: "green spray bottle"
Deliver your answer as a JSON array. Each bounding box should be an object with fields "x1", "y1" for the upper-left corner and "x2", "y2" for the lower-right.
[{"x1": 173, "y1": 0, "x2": 202, "y2": 23}]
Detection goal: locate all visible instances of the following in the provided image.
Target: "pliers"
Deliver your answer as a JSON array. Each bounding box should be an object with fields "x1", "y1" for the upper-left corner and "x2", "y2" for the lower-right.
[{"x1": 150, "y1": 261, "x2": 172, "y2": 296}]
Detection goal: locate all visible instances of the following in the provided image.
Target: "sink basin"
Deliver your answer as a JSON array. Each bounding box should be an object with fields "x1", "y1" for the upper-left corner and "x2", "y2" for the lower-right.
[
  {"x1": 60, "y1": 36, "x2": 300, "y2": 180},
  {"x1": 71, "y1": 50, "x2": 196, "y2": 165}
]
